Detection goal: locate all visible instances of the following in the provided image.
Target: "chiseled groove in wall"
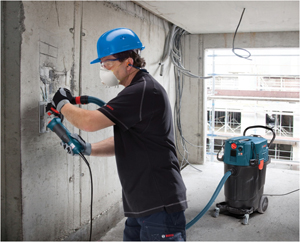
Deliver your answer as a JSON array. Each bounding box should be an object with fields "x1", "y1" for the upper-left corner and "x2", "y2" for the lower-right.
[
  {"x1": 78, "y1": 2, "x2": 83, "y2": 97},
  {"x1": 72, "y1": 0, "x2": 84, "y2": 231},
  {"x1": 54, "y1": 1, "x2": 60, "y2": 27}
]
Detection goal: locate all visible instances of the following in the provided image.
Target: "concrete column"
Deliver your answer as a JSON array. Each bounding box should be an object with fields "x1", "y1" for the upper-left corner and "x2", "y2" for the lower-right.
[
  {"x1": 1, "y1": 1, "x2": 24, "y2": 240},
  {"x1": 179, "y1": 34, "x2": 205, "y2": 165},
  {"x1": 293, "y1": 110, "x2": 300, "y2": 161}
]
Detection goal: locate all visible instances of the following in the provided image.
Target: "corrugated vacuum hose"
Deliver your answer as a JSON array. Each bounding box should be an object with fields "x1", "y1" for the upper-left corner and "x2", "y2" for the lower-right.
[{"x1": 185, "y1": 170, "x2": 233, "y2": 230}]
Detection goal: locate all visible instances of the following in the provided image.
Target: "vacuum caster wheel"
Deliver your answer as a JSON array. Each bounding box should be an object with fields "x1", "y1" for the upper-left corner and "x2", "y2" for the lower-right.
[
  {"x1": 242, "y1": 214, "x2": 249, "y2": 225},
  {"x1": 258, "y1": 196, "x2": 268, "y2": 214},
  {"x1": 212, "y1": 207, "x2": 220, "y2": 218}
]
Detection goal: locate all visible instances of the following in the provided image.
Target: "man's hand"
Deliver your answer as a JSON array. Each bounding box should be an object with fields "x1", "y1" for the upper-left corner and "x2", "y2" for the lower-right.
[
  {"x1": 61, "y1": 133, "x2": 91, "y2": 156},
  {"x1": 52, "y1": 88, "x2": 74, "y2": 112},
  {"x1": 46, "y1": 103, "x2": 64, "y2": 122}
]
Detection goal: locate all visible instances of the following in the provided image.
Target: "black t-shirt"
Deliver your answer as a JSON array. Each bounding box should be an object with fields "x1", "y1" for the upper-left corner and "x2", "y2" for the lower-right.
[{"x1": 98, "y1": 70, "x2": 187, "y2": 218}]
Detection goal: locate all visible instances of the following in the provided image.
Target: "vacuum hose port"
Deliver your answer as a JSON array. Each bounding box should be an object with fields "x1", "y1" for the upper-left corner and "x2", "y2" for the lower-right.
[{"x1": 229, "y1": 168, "x2": 237, "y2": 176}]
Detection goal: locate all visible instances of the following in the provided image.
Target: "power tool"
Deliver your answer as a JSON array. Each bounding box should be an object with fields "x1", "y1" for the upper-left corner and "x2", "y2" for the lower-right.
[
  {"x1": 47, "y1": 118, "x2": 84, "y2": 154},
  {"x1": 46, "y1": 95, "x2": 106, "y2": 241},
  {"x1": 47, "y1": 95, "x2": 106, "y2": 155}
]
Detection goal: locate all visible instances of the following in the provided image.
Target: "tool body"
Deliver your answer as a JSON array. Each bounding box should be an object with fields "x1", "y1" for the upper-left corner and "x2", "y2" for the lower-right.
[
  {"x1": 46, "y1": 95, "x2": 106, "y2": 241},
  {"x1": 47, "y1": 118, "x2": 83, "y2": 154}
]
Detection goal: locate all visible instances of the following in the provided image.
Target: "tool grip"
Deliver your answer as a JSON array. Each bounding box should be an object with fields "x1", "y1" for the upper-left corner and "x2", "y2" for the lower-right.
[
  {"x1": 51, "y1": 121, "x2": 71, "y2": 144},
  {"x1": 73, "y1": 96, "x2": 106, "y2": 107},
  {"x1": 73, "y1": 95, "x2": 89, "y2": 105}
]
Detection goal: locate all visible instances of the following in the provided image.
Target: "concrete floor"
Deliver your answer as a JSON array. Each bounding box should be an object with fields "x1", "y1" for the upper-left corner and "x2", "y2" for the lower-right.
[{"x1": 100, "y1": 161, "x2": 299, "y2": 241}]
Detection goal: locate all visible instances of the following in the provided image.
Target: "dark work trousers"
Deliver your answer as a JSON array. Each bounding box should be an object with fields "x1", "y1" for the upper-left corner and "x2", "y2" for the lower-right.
[{"x1": 123, "y1": 210, "x2": 186, "y2": 241}]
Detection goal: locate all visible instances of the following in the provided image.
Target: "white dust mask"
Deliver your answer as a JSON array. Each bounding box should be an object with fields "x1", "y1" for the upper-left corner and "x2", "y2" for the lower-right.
[{"x1": 99, "y1": 68, "x2": 119, "y2": 87}]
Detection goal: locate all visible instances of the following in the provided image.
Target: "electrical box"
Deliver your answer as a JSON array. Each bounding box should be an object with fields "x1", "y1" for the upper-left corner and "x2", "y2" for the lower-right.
[{"x1": 39, "y1": 101, "x2": 48, "y2": 133}]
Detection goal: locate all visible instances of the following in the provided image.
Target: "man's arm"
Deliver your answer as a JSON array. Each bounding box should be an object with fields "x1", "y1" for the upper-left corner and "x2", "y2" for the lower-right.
[
  {"x1": 61, "y1": 103, "x2": 115, "y2": 132},
  {"x1": 91, "y1": 136, "x2": 115, "y2": 157}
]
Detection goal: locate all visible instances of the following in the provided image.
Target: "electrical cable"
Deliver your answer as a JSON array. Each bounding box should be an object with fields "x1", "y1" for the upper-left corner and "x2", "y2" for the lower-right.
[
  {"x1": 40, "y1": 87, "x2": 47, "y2": 102},
  {"x1": 232, "y1": 8, "x2": 252, "y2": 60},
  {"x1": 168, "y1": 25, "x2": 210, "y2": 171},
  {"x1": 78, "y1": 153, "x2": 93, "y2": 241},
  {"x1": 170, "y1": 26, "x2": 212, "y2": 79},
  {"x1": 264, "y1": 188, "x2": 299, "y2": 197}
]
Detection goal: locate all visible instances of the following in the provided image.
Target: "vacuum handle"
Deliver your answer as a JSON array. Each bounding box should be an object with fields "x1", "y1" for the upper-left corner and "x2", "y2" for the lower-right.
[{"x1": 243, "y1": 125, "x2": 276, "y2": 146}]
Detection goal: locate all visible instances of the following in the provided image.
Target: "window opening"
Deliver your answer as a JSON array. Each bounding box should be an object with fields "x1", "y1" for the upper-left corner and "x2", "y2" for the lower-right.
[
  {"x1": 269, "y1": 144, "x2": 293, "y2": 161},
  {"x1": 266, "y1": 112, "x2": 293, "y2": 137},
  {"x1": 205, "y1": 48, "x2": 299, "y2": 164}
]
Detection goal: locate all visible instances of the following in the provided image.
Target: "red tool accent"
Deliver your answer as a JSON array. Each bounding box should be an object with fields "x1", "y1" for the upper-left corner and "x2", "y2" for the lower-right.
[
  {"x1": 258, "y1": 160, "x2": 264, "y2": 170},
  {"x1": 51, "y1": 107, "x2": 60, "y2": 114},
  {"x1": 75, "y1": 96, "x2": 81, "y2": 104}
]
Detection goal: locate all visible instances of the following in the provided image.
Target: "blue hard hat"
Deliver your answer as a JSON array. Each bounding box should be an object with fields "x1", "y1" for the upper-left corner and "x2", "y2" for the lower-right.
[{"x1": 90, "y1": 28, "x2": 145, "y2": 64}]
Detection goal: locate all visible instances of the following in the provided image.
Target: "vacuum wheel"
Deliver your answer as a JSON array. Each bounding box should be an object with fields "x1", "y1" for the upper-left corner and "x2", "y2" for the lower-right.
[
  {"x1": 212, "y1": 207, "x2": 220, "y2": 218},
  {"x1": 242, "y1": 214, "x2": 249, "y2": 225},
  {"x1": 257, "y1": 196, "x2": 268, "y2": 214}
]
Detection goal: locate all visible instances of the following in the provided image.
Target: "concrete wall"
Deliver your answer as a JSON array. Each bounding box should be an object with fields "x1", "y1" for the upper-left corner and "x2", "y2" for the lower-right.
[
  {"x1": 180, "y1": 31, "x2": 299, "y2": 164},
  {"x1": 1, "y1": 1, "x2": 174, "y2": 240}
]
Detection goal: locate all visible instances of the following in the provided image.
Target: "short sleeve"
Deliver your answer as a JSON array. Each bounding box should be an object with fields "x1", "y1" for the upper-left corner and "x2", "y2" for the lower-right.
[{"x1": 98, "y1": 80, "x2": 146, "y2": 131}]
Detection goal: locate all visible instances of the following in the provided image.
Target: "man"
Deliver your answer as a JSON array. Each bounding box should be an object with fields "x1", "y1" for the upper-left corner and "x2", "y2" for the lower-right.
[{"x1": 50, "y1": 28, "x2": 188, "y2": 241}]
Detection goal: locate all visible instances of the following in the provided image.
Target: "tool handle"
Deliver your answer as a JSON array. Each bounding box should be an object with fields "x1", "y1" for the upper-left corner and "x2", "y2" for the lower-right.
[
  {"x1": 243, "y1": 125, "x2": 276, "y2": 146},
  {"x1": 49, "y1": 118, "x2": 71, "y2": 144}
]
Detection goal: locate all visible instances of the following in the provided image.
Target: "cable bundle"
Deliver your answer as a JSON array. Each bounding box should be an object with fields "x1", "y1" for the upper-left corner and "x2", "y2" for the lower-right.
[{"x1": 161, "y1": 25, "x2": 212, "y2": 170}]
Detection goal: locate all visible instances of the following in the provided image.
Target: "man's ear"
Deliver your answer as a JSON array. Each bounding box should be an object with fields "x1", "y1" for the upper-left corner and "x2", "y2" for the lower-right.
[{"x1": 127, "y1": 57, "x2": 134, "y2": 70}]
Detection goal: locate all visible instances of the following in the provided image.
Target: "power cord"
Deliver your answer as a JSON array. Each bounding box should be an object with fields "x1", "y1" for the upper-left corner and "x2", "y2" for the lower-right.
[
  {"x1": 78, "y1": 153, "x2": 93, "y2": 241},
  {"x1": 232, "y1": 8, "x2": 252, "y2": 60},
  {"x1": 264, "y1": 188, "x2": 299, "y2": 197}
]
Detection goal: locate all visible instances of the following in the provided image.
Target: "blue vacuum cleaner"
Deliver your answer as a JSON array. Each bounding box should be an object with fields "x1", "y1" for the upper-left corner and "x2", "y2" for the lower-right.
[{"x1": 214, "y1": 125, "x2": 276, "y2": 225}]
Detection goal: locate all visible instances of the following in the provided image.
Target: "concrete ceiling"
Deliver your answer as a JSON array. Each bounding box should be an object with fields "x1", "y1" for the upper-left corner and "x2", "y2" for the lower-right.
[{"x1": 133, "y1": 1, "x2": 300, "y2": 34}]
